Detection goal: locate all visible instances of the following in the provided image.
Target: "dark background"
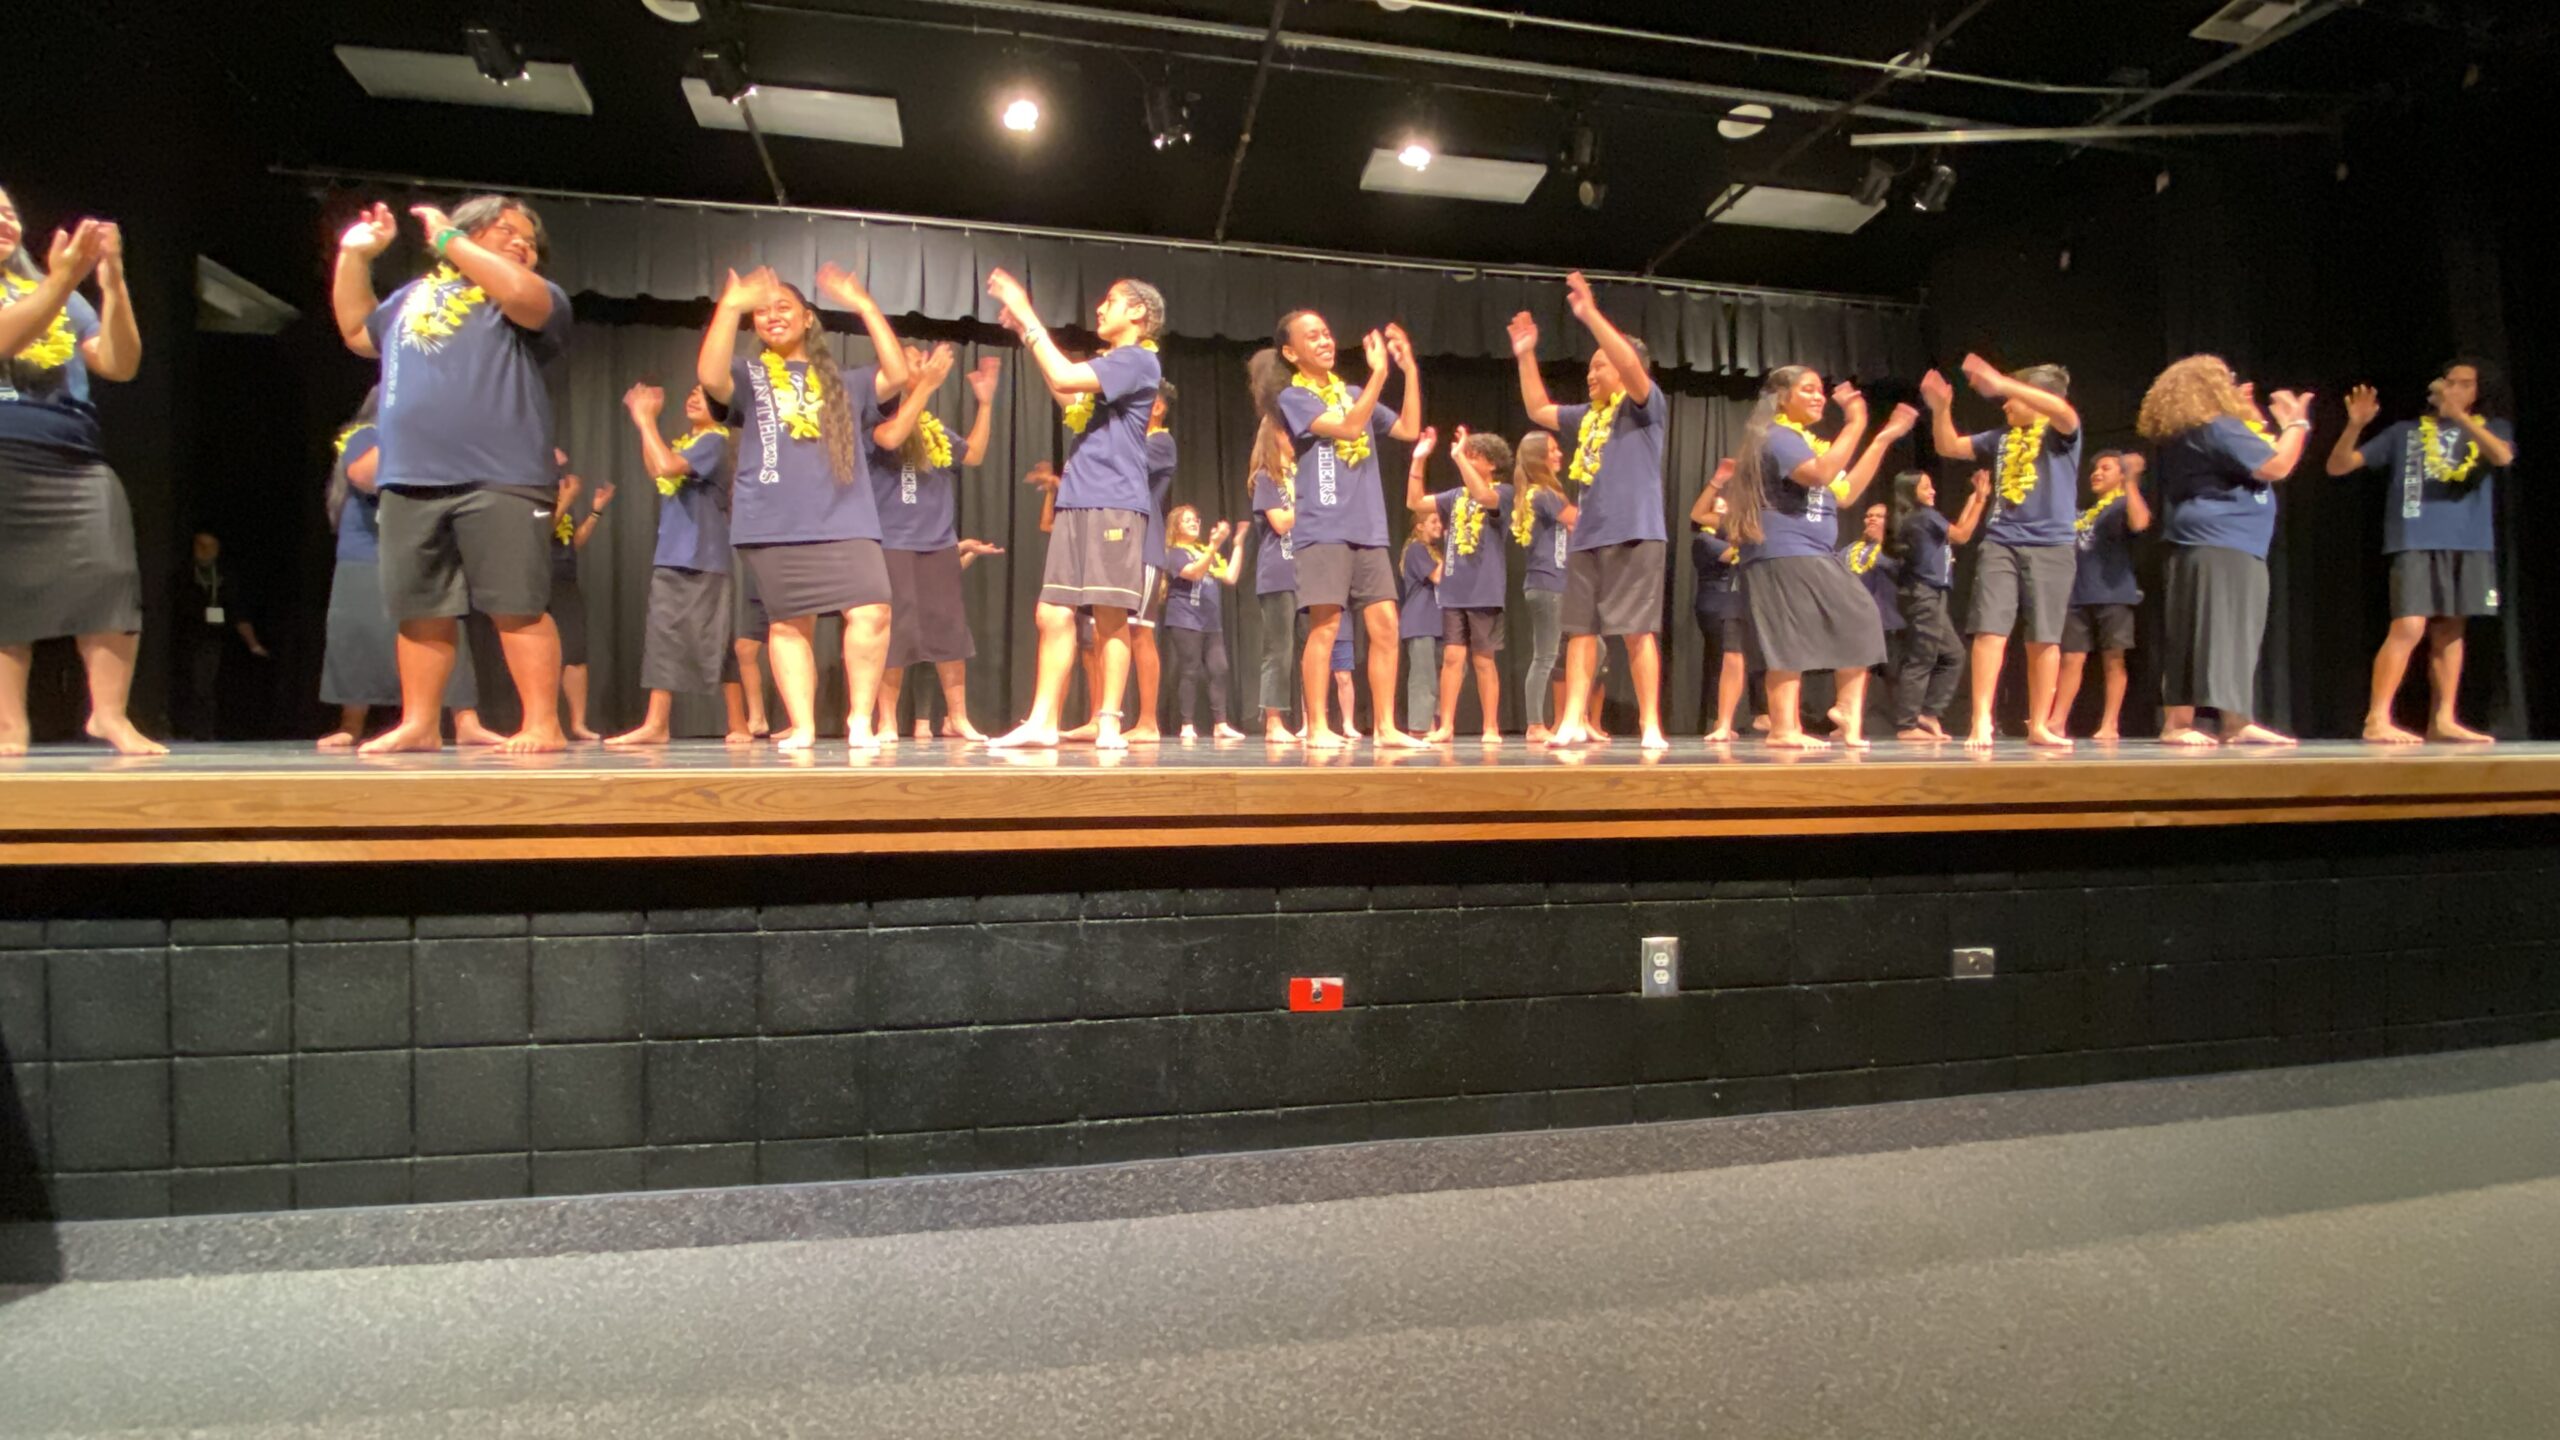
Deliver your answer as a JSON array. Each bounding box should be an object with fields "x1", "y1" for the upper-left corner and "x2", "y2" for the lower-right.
[{"x1": 5, "y1": 0, "x2": 2552, "y2": 739}]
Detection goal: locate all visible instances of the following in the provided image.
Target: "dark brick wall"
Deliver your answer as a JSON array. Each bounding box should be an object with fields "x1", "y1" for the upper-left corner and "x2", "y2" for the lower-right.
[{"x1": 6, "y1": 822, "x2": 2560, "y2": 1220}]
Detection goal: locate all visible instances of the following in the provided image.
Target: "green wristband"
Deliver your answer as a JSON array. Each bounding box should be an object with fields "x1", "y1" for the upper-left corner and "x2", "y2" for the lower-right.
[{"x1": 433, "y1": 227, "x2": 465, "y2": 256}]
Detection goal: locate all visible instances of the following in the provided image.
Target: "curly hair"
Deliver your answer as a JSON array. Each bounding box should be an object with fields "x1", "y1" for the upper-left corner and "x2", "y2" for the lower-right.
[{"x1": 2137, "y1": 354, "x2": 2248, "y2": 442}]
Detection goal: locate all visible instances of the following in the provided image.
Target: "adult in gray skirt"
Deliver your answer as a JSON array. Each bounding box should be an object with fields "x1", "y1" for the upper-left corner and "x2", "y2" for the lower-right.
[
  {"x1": 0, "y1": 191, "x2": 154, "y2": 755},
  {"x1": 2136, "y1": 355, "x2": 2313, "y2": 747}
]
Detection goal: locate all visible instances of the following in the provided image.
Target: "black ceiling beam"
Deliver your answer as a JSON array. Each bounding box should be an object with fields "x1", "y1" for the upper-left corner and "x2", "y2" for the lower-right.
[{"x1": 1214, "y1": 0, "x2": 1291, "y2": 245}]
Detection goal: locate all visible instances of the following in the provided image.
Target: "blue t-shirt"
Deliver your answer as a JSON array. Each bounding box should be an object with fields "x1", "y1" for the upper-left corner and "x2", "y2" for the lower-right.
[
  {"x1": 1971, "y1": 423, "x2": 2082, "y2": 547},
  {"x1": 860, "y1": 388, "x2": 962, "y2": 553},
  {"x1": 2159, "y1": 415, "x2": 2280, "y2": 558},
  {"x1": 1163, "y1": 543, "x2": 1228, "y2": 632},
  {"x1": 1432, "y1": 484, "x2": 1510, "y2": 612},
  {"x1": 1744, "y1": 427, "x2": 1842, "y2": 562},
  {"x1": 1398, "y1": 541, "x2": 1441, "y2": 639},
  {"x1": 728, "y1": 355, "x2": 884, "y2": 546},
  {"x1": 0, "y1": 289, "x2": 103, "y2": 456},
  {"x1": 333, "y1": 424, "x2": 382, "y2": 564},
  {"x1": 653, "y1": 427, "x2": 734, "y2": 573},
  {"x1": 1691, "y1": 529, "x2": 1744, "y2": 620},
  {"x1": 1555, "y1": 386, "x2": 1669, "y2": 551},
  {"x1": 2069, "y1": 493, "x2": 2141, "y2": 606},
  {"x1": 1841, "y1": 540, "x2": 1905, "y2": 632},
  {"x1": 1898, "y1": 506, "x2": 1952, "y2": 592},
  {"x1": 1143, "y1": 430, "x2": 1177, "y2": 570},
  {"x1": 1521, "y1": 486, "x2": 1570, "y2": 593},
  {"x1": 2357, "y1": 417, "x2": 2511, "y2": 554},
  {"x1": 1058, "y1": 345, "x2": 1160, "y2": 516},
  {"x1": 365, "y1": 270, "x2": 572, "y2": 494},
  {"x1": 1276, "y1": 382, "x2": 1398, "y2": 548},
  {"x1": 1251, "y1": 472, "x2": 1297, "y2": 595}
]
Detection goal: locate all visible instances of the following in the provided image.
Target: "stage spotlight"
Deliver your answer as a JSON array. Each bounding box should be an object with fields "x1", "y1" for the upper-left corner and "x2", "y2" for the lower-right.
[
  {"x1": 1912, "y1": 160, "x2": 1956, "y2": 213},
  {"x1": 1577, "y1": 176, "x2": 1608, "y2": 211},
  {"x1": 1852, "y1": 157, "x2": 1895, "y2": 208},
  {"x1": 1559, "y1": 115, "x2": 1603, "y2": 210},
  {"x1": 1002, "y1": 93, "x2": 1042, "y2": 134},
  {"x1": 1143, "y1": 77, "x2": 1193, "y2": 150},
  {"x1": 640, "y1": 0, "x2": 703, "y2": 21},
  {"x1": 1717, "y1": 103, "x2": 1772, "y2": 141},
  {"x1": 1398, "y1": 139, "x2": 1434, "y2": 171},
  {"x1": 464, "y1": 25, "x2": 527, "y2": 85},
  {"x1": 701, "y1": 41, "x2": 753, "y2": 103}
]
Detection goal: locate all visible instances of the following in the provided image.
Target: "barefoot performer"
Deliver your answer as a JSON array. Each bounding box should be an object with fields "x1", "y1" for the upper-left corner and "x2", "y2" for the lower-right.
[
  {"x1": 604, "y1": 382, "x2": 733, "y2": 746},
  {"x1": 1412, "y1": 428, "x2": 1516, "y2": 745},
  {"x1": 697, "y1": 263, "x2": 911, "y2": 751},
  {"x1": 1840, "y1": 501, "x2": 1907, "y2": 736},
  {"x1": 866, "y1": 345, "x2": 1004, "y2": 743},
  {"x1": 1886, "y1": 467, "x2": 1987, "y2": 741},
  {"x1": 1514, "y1": 432, "x2": 1578, "y2": 743},
  {"x1": 1722, "y1": 366, "x2": 1917, "y2": 750},
  {"x1": 549, "y1": 454, "x2": 610, "y2": 742},
  {"x1": 2137, "y1": 356, "x2": 2313, "y2": 747},
  {"x1": 1162, "y1": 505, "x2": 1247, "y2": 740},
  {"x1": 1247, "y1": 419, "x2": 1305, "y2": 742},
  {"x1": 2327, "y1": 360, "x2": 2516, "y2": 744},
  {"x1": 2050, "y1": 451, "x2": 2152, "y2": 742},
  {"x1": 1397, "y1": 475, "x2": 1447, "y2": 738},
  {"x1": 1687, "y1": 460, "x2": 1754, "y2": 742}
]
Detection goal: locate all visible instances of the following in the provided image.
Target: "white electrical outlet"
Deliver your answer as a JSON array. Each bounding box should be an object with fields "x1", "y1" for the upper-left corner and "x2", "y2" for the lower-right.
[{"x1": 1641, "y1": 936, "x2": 1681, "y2": 996}]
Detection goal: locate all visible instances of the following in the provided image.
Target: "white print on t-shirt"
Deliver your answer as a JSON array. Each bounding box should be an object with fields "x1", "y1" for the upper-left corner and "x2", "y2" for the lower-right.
[
  {"x1": 1551, "y1": 523, "x2": 1567, "y2": 568},
  {"x1": 900, "y1": 464, "x2": 919, "y2": 505},
  {"x1": 2397, "y1": 426, "x2": 2467, "y2": 521},
  {"x1": 745, "y1": 363, "x2": 781, "y2": 486},
  {"x1": 1315, "y1": 446, "x2": 1339, "y2": 509}
]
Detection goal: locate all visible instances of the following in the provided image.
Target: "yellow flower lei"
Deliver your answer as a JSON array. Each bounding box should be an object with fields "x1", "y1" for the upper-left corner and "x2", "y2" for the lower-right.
[
  {"x1": 913, "y1": 411, "x2": 954, "y2": 471},
  {"x1": 2074, "y1": 489, "x2": 2123, "y2": 534},
  {"x1": 1176, "y1": 540, "x2": 1228, "y2": 582},
  {"x1": 1290, "y1": 370, "x2": 1373, "y2": 466},
  {"x1": 2243, "y1": 417, "x2": 2279, "y2": 450},
  {"x1": 2415, "y1": 415, "x2": 2486, "y2": 485},
  {"x1": 1845, "y1": 540, "x2": 1882, "y2": 575},
  {"x1": 759, "y1": 351, "x2": 823, "y2": 440},
  {"x1": 400, "y1": 264, "x2": 487, "y2": 347},
  {"x1": 1774, "y1": 416, "x2": 1831, "y2": 456},
  {"x1": 656, "y1": 423, "x2": 731, "y2": 497},
  {"x1": 1569, "y1": 393, "x2": 1623, "y2": 486},
  {"x1": 1996, "y1": 420, "x2": 2049, "y2": 506},
  {"x1": 1450, "y1": 493, "x2": 1489, "y2": 557},
  {"x1": 2, "y1": 274, "x2": 77, "y2": 372},
  {"x1": 1060, "y1": 338, "x2": 1159, "y2": 435},
  {"x1": 332, "y1": 423, "x2": 368, "y2": 457},
  {"x1": 555, "y1": 509, "x2": 576, "y2": 545}
]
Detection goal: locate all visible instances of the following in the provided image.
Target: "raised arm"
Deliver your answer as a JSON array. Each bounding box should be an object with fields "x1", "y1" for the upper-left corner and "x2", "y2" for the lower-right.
[
  {"x1": 1506, "y1": 311, "x2": 1561, "y2": 430},
  {"x1": 1919, "y1": 369, "x2": 1972, "y2": 460},
  {"x1": 575, "y1": 482, "x2": 613, "y2": 550},
  {"x1": 873, "y1": 344, "x2": 955, "y2": 451},
  {"x1": 1834, "y1": 403, "x2": 1918, "y2": 509},
  {"x1": 1786, "y1": 383, "x2": 1871, "y2": 491},
  {"x1": 816, "y1": 261, "x2": 910, "y2": 401},
  {"x1": 1564, "y1": 271, "x2": 1651, "y2": 406},
  {"x1": 2255, "y1": 390, "x2": 2316, "y2": 482},
  {"x1": 1962, "y1": 353, "x2": 2079, "y2": 434},
  {"x1": 2121, "y1": 461, "x2": 2154, "y2": 532},
  {"x1": 986, "y1": 269, "x2": 1108, "y2": 396},
  {"x1": 0, "y1": 223, "x2": 98, "y2": 360},
  {"x1": 1688, "y1": 458, "x2": 1736, "y2": 527},
  {"x1": 1403, "y1": 427, "x2": 1441, "y2": 513},
  {"x1": 1450, "y1": 428, "x2": 1502, "y2": 510},
  {"x1": 331, "y1": 205, "x2": 394, "y2": 359},
  {"x1": 2441, "y1": 388, "x2": 2517, "y2": 469},
  {"x1": 1025, "y1": 462, "x2": 1060, "y2": 534},
  {"x1": 1383, "y1": 323, "x2": 1422, "y2": 441},
  {"x1": 2325, "y1": 385, "x2": 2379, "y2": 476},
  {"x1": 624, "y1": 384, "x2": 686, "y2": 478},
  {"x1": 698, "y1": 267, "x2": 774, "y2": 407},
  {"x1": 1948, "y1": 468, "x2": 1992, "y2": 544},
  {"x1": 409, "y1": 203, "x2": 550, "y2": 331},
  {"x1": 961, "y1": 356, "x2": 1000, "y2": 467},
  {"x1": 1303, "y1": 330, "x2": 1393, "y2": 443},
  {"x1": 1177, "y1": 523, "x2": 1229, "y2": 581},
  {"x1": 80, "y1": 224, "x2": 141, "y2": 382},
  {"x1": 1219, "y1": 526, "x2": 1246, "y2": 583}
]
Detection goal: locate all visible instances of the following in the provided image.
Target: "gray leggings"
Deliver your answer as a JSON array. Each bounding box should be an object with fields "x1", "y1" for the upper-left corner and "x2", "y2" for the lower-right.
[
  {"x1": 1256, "y1": 589, "x2": 1301, "y2": 719},
  {"x1": 1405, "y1": 636, "x2": 1441, "y2": 732},
  {"x1": 1521, "y1": 587, "x2": 1564, "y2": 727}
]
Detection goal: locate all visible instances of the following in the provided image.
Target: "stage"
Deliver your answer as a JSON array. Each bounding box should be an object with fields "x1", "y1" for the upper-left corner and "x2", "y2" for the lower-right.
[{"x1": 2, "y1": 738, "x2": 2557, "y2": 865}]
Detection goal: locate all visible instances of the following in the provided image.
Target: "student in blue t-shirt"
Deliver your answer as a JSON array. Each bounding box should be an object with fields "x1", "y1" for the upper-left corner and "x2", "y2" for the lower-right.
[
  {"x1": 1922, "y1": 354, "x2": 2083, "y2": 751},
  {"x1": 1509, "y1": 432, "x2": 1579, "y2": 743},
  {"x1": 1396, "y1": 490, "x2": 1447, "y2": 737},
  {"x1": 1161, "y1": 505, "x2": 1247, "y2": 740},
  {"x1": 863, "y1": 345, "x2": 1005, "y2": 743},
  {"x1": 1247, "y1": 419, "x2": 1305, "y2": 742},
  {"x1": 983, "y1": 267, "x2": 1166, "y2": 751},
  {"x1": 1722, "y1": 366, "x2": 1919, "y2": 750},
  {"x1": 602, "y1": 381, "x2": 738, "y2": 747},
  {"x1": 1885, "y1": 467, "x2": 1988, "y2": 741},
  {"x1": 0, "y1": 194, "x2": 157, "y2": 756},
  {"x1": 1685, "y1": 460, "x2": 1757, "y2": 742},
  {"x1": 698, "y1": 262, "x2": 913, "y2": 751},
  {"x1": 1409, "y1": 427, "x2": 1515, "y2": 746},
  {"x1": 1507, "y1": 273, "x2": 1672, "y2": 750},
  {"x1": 332, "y1": 194, "x2": 574, "y2": 755},
  {"x1": 1837, "y1": 502, "x2": 1907, "y2": 737},
  {"x1": 1251, "y1": 309, "x2": 1426, "y2": 750},
  {"x1": 2326, "y1": 359, "x2": 2518, "y2": 745},
  {"x1": 2135, "y1": 355, "x2": 2314, "y2": 747},
  {"x1": 2049, "y1": 451, "x2": 2153, "y2": 742}
]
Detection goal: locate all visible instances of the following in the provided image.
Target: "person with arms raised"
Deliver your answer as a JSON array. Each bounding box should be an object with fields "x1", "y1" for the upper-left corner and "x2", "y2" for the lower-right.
[
  {"x1": 2048, "y1": 451, "x2": 2152, "y2": 742},
  {"x1": 864, "y1": 345, "x2": 1005, "y2": 743},
  {"x1": 605, "y1": 382, "x2": 734, "y2": 746}
]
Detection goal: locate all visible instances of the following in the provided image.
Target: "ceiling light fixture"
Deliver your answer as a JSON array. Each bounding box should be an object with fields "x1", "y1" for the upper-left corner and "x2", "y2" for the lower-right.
[
  {"x1": 1398, "y1": 140, "x2": 1434, "y2": 171},
  {"x1": 1912, "y1": 157, "x2": 1957, "y2": 212},
  {"x1": 1002, "y1": 93, "x2": 1042, "y2": 134},
  {"x1": 700, "y1": 40, "x2": 754, "y2": 103},
  {"x1": 640, "y1": 0, "x2": 703, "y2": 21},
  {"x1": 1143, "y1": 73, "x2": 1193, "y2": 150},
  {"x1": 463, "y1": 25, "x2": 528, "y2": 85},
  {"x1": 1717, "y1": 103, "x2": 1772, "y2": 141},
  {"x1": 1852, "y1": 156, "x2": 1895, "y2": 208},
  {"x1": 1558, "y1": 114, "x2": 1604, "y2": 210}
]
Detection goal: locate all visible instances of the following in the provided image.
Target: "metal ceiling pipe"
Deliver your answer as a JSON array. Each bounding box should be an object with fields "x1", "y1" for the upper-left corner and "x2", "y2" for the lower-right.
[
  {"x1": 1213, "y1": 0, "x2": 1292, "y2": 243},
  {"x1": 1850, "y1": 121, "x2": 2339, "y2": 147}
]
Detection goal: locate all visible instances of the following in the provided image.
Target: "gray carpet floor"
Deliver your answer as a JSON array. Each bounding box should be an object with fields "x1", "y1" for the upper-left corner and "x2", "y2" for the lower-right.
[{"x1": 6, "y1": 1050, "x2": 2558, "y2": 1437}]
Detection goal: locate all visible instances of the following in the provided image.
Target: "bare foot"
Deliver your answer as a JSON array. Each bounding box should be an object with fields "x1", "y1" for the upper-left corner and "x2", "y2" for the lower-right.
[
  {"x1": 2224, "y1": 722, "x2": 2297, "y2": 747},
  {"x1": 1526, "y1": 725, "x2": 1552, "y2": 745},
  {"x1": 2363, "y1": 718, "x2": 2423, "y2": 745},
  {"x1": 1766, "y1": 730, "x2": 1830, "y2": 751},
  {"x1": 1125, "y1": 725, "x2": 1161, "y2": 746},
  {"x1": 1965, "y1": 728, "x2": 1996, "y2": 751},
  {"x1": 1896, "y1": 727, "x2": 1940, "y2": 743},
  {"x1": 775, "y1": 726, "x2": 819, "y2": 752},
  {"x1": 1095, "y1": 717, "x2": 1128, "y2": 752},
  {"x1": 1702, "y1": 727, "x2": 1737, "y2": 744},
  {"x1": 915, "y1": 719, "x2": 934, "y2": 741},
  {"x1": 2160, "y1": 726, "x2": 2220, "y2": 748},
  {"x1": 1342, "y1": 725, "x2": 1363, "y2": 741},
  {"x1": 2429, "y1": 717, "x2": 2495, "y2": 744},
  {"x1": 605, "y1": 724, "x2": 670, "y2": 747},
  {"x1": 1179, "y1": 725, "x2": 1199, "y2": 740},
  {"x1": 848, "y1": 725, "x2": 881, "y2": 753},
  {"x1": 1377, "y1": 726, "x2": 1431, "y2": 750},
  {"x1": 1547, "y1": 722, "x2": 1594, "y2": 748},
  {"x1": 2091, "y1": 726, "x2": 2121, "y2": 742},
  {"x1": 1824, "y1": 706, "x2": 1847, "y2": 731},
  {"x1": 1919, "y1": 716, "x2": 1947, "y2": 740},
  {"x1": 1750, "y1": 715, "x2": 1771, "y2": 734},
  {"x1": 1480, "y1": 731, "x2": 1504, "y2": 746},
  {"x1": 0, "y1": 734, "x2": 25, "y2": 757},
  {"x1": 989, "y1": 720, "x2": 1061, "y2": 750},
  {"x1": 749, "y1": 720, "x2": 771, "y2": 739},
  {"x1": 1266, "y1": 726, "x2": 1298, "y2": 746},
  {"x1": 1214, "y1": 724, "x2": 1248, "y2": 741},
  {"x1": 725, "y1": 729, "x2": 757, "y2": 746},
  {"x1": 1840, "y1": 733, "x2": 1870, "y2": 750},
  {"x1": 317, "y1": 730, "x2": 358, "y2": 751},
  {"x1": 1640, "y1": 728, "x2": 1670, "y2": 751},
  {"x1": 942, "y1": 722, "x2": 988, "y2": 742},
  {"x1": 455, "y1": 715, "x2": 505, "y2": 747},
  {"x1": 1420, "y1": 727, "x2": 1452, "y2": 745},
  {"x1": 499, "y1": 726, "x2": 569, "y2": 754},
  {"x1": 1305, "y1": 727, "x2": 1346, "y2": 751},
  {"x1": 359, "y1": 721, "x2": 443, "y2": 755},
  {"x1": 2026, "y1": 724, "x2": 2075, "y2": 751},
  {"x1": 570, "y1": 724, "x2": 602, "y2": 743},
  {"x1": 84, "y1": 714, "x2": 170, "y2": 756}
]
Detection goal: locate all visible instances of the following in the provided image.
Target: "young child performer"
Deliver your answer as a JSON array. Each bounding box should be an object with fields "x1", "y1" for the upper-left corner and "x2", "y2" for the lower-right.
[
  {"x1": 1252, "y1": 311, "x2": 1426, "y2": 749},
  {"x1": 1128, "y1": 383, "x2": 1181, "y2": 742},
  {"x1": 331, "y1": 195, "x2": 570, "y2": 753},
  {"x1": 1248, "y1": 418, "x2": 1303, "y2": 742},
  {"x1": 1839, "y1": 502, "x2": 1906, "y2": 736},
  {"x1": 696, "y1": 262, "x2": 911, "y2": 751},
  {"x1": 984, "y1": 268, "x2": 1166, "y2": 750},
  {"x1": 1413, "y1": 428, "x2": 1515, "y2": 744},
  {"x1": 1885, "y1": 467, "x2": 1988, "y2": 741},
  {"x1": 1397, "y1": 479, "x2": 1447, "y2": 738},
  {"x1": 1687, "y1": 460, "x2": 1754, "y2": 742},
  {"x1": 1512, "y1": 431, "x2": 1578, "y2": 743},
  {"x1": 2327, "y1": 360, "x2": 2516, "y2": 744},
  {"x1": 866, "y1": 345, "x2": 1005, "y2": 743},
  {"x1": 550, "y1": 453, "x2": 611, "y2": 742},
  {"x1": 725, "y1": 569, "x2": 770, "y2": 744},
  {"x1": 0, "y1": 198, "x2": 154, "y2": 755},
  {"x1": 1327, "y1": 623, "x2": 1362, "y2": 741},
  {"x1": 1162, "y1": 505, "x2": 1247, "y2": 740},
  {"x1": 604, "y1": 382, "x2": 733, "y2": 746},
  {"x1": 1922, "y1": 355, "x2": 2082, "y2": 750},
  {"x1": 2136, "y1": 356, "x2": 2313, "y2": 746},
  {"x1": 2049, "y1": 451, "x2": 2152, "y2": 741},
  {"x1": 1722, "y1": 366, "x2": 1918, "y2": 749},
  {"x1": 319, "y1": 392, "x2": 501, "y2": 749},
  {"x1": 1507, "y1": 273, "x2": 1670, "y2": 749}
]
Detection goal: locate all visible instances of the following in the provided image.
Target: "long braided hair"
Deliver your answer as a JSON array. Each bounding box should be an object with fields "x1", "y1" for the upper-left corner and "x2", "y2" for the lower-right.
[
  {"x1": 772, "y1": 282, "x2": 860, "y2": 485},
  {"x1": 1724, "y1": 365, "x2": 1816, "y2": 547}
]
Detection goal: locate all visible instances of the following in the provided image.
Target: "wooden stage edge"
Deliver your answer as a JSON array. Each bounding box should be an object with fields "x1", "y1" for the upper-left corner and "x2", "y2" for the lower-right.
[{"x1": 3, "y1": 747, "x2": 2558, "y2": 864}]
